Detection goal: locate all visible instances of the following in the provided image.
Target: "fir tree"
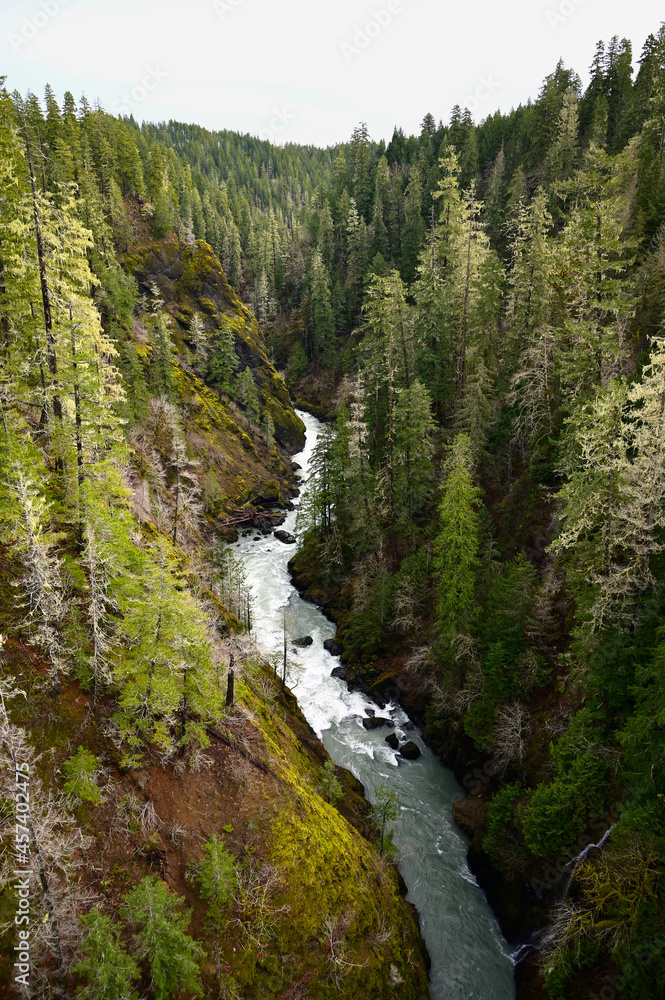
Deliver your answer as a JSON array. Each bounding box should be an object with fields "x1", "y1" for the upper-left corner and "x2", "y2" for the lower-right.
[{"x1": 434, "y1": 434, "x2": 481, "y2": 645}]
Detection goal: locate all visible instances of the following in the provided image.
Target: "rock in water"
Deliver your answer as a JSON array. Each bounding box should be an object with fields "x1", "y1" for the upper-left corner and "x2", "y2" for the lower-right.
[
  {"x1": 274, "y1": 529, "x2": 297, "y2": 545},
  {"x1": 331, "y1": 665, "x2": 348, "y2": 681},
  {"x1": 323, "y1": 638, "x2": 343, "y2": 656},
  {"x1": 398, "y1": 741, "x2": 421, "y2": 760},
  {"x1": 293, "y1": 636, "x2": 314, "y2": 648},
  {"x1": 362, "y1": 717, "x2": 394, "y2": 730},
  {"x1": 385, "y1": 733, "x2": 400, "y2": 750}
]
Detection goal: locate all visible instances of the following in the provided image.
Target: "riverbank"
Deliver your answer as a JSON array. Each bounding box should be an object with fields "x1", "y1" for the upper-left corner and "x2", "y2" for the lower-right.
[{"x1": 232, "y1": 409, "x2": 516, "y2": 1000}]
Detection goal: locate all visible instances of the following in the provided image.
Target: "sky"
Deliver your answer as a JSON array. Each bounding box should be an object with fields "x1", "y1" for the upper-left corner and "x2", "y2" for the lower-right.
[{"x1": 0, "y1": 0, "x2": 661, "y2": 148}]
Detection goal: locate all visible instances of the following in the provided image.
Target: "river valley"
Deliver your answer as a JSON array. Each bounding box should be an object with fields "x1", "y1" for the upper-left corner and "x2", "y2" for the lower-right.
[{"x1": 232, "y1": 409, "x2": 516, "y2": 1000}]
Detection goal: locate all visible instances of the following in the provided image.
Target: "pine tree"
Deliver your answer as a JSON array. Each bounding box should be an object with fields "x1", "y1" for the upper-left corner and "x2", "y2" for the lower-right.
[
  {"x1": 74, "y1": 910, "x2": 140, "y2": 1000},
  {"x1": 400, "y1": 166, "x2": 426, "y2": 284},
  {"x1": 550, "y1": 380, "x2": 628, "y2": 630},
  {"x1": 544, "y1": 88, "x2": 580, "y2": 185},
  {"x1": 434, "y1": 434, "x2": 481, "y2": 645},
  {"x1": 553, "y1": 143, "x2": 637, "y2": 407},
  {"x1": 0, "y1": 689, "x2": 91, "y2": 997},
  {"x1": 188, "y1": 312, "x2": 209, "y2": 374},
  {"x1": 236, "y1": 367, "x2": 261, "y2": 423},
  {"x1": 121, "y1": 876, "x2": 204, "y2": 1000},
  {"x1": 345, "y1": 199, "x2": 370, "y2": 319},
  {"x1": 507, "y1": 190, "x2": 557, "y2": 452},
  {"x1": 1, "y1": 424, "x2": 67, "y2": 693},
  {"x1": 189, "y1": 836, "x2": 236, "y2": 985},
  {"x1": 372, "y1": 155, "x2": 391, "y2": 260},
  {"x1": 207, "y1": 323, "x2": 239, "y2": 395},
  {"x1": 393, "y1": 379, "x2": 435, "y2": 523},
  {"x1": 150, "y1": 314, "x2": 176, "y2": 400},
  {"x1": 309, "y1": 248, "x2": 335, "y2": 361}
]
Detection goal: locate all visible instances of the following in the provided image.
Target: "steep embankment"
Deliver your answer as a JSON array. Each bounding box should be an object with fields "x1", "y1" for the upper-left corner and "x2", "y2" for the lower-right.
[
  {"x1": 0, "y1": 633, "x2": 430, "y2": 999},
  {"x1": 122, "y1": 234, "x2": 305, "y2": 517}
]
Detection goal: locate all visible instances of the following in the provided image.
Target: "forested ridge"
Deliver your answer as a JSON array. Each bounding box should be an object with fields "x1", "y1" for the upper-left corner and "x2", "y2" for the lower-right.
[
  {"x1": 1, "y1": 17, "x2": 665, "y2": 1000},
  {"x1": 0, "y1": 75, "x2": 430, "y2": 1000}
]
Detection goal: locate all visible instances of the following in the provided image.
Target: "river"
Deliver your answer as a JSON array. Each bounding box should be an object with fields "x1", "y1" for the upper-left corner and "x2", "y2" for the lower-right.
[{"x1": 231, "y1": 409, "x2": 516, "y2": 1000}]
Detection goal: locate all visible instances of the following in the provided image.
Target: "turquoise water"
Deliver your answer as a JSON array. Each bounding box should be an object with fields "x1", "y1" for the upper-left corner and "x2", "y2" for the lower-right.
[{"x1": 232, "y1": 410, "x2": 516, "y2": 1000}]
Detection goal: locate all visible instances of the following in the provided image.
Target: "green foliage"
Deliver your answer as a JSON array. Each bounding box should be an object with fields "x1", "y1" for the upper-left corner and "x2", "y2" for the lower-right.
[
  {"x1": 190, "y1": 835, "x2": 237, "y2": 939},
  {"x1": 521, "y1": 710, "x2": 610, "y2": 859},
  {"x1": 434, "y1": 434, "x2": 481, "y2": 644},
  {"x1": 371, "y1": 784, "x2": 400, "y2": 856},
  {"x1": 483, "y1": 784, "x2": 525, "y2": 873},
  {"x1": 62, "y1": 747, "x2": 103, "y2": 806},
  {"x1": 319, "y1": 760, "x2": 343, "y2": 803},
  {"x1": 120, "y1": 876, "x2": 204, "y2": 1000},
  {"x1": 74, "y1": 909, "x2": 139, "y2": 1000},
  {"x1": 207, "y1": 323, "x2": 239, "y2": 394},
  {"x1": 285, "y1": 341, "x2": 308, "y2": 389}
]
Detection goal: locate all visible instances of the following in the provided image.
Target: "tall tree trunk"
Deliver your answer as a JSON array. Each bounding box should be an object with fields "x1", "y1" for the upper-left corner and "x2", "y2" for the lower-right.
[
  {"x1": 69, "y1": 310, "x2": 85, "y2": 546},
  {"x1": 20, "y1": 107, "x2": 64, "y2": 461},
  {"x1": 226, "y1": 655, "x2": 235, "y2": 708}
]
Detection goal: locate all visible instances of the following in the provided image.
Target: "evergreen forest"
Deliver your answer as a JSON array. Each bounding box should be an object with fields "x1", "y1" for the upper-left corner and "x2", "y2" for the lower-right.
[{"x1": 1, "y1": 20, "x2": 665, "y2": 1000}]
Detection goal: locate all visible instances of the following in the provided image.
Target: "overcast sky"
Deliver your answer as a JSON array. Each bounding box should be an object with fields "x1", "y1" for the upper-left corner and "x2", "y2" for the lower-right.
[{"x1": 0, "y1": 0, "x2": 661, "y2": 147}]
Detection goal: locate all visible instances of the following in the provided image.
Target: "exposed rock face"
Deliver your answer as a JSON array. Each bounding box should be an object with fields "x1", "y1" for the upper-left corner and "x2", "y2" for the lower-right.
[{"x1": 398, "y1": 741, "x2": 422, "y2": 760}]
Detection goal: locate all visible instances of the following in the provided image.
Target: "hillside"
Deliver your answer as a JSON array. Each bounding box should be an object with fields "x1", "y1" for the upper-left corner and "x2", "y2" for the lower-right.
[
  {"x1": 3, "y1": 18, "x2": 665, "y2": 1000},
  {"x1": 0, "y1": 85, "x2": 429, "y2": 1000}
]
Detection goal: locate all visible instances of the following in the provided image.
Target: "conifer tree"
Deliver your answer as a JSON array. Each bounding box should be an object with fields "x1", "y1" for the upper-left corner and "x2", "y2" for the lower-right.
[
  {"x1": 434, "y1": 434, "x2": 481, "y2": 645},
  {"x1": 150, "y1": 314, "x2": 176, "y2": 400},
  {"x1": 208, "y1": 323, "x2": 239, "y2": 395},
  {"x1": 309, "y1": 248, "x2": 335, "y2": 361},
  {"x1": 0, "y1": 690, "x2": 91, "y2": 997},
  {"x1": 121, "y1": 877, "x2": 204, "y2": 1000},
  {"x1": 188, "y1": 312, "x2": 209, "y2": 374},
  {"x1": 393, "y1": 379, "x2": 435, "y2": 523},
  {"x1": 189, "y1": 836, "x2": 237, "y2": 985},
  {"x1": 1, "y1": 424, "x2": 67, "y2": 693},
  {"x1": 400, "y1": 166, "x2": 426, "y2": 283},
  {"x1": 74, "y1": 910, "x2": 140, "y2": 1000},
  {"x1": 550, "y1": 380, "x2": 628, "y2": 630}
]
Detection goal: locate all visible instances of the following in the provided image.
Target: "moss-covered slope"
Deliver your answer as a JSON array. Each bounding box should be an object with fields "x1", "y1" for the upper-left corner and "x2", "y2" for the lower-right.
[{"x1": 126, "y1": 238, "x2": 305, "y2": 453}]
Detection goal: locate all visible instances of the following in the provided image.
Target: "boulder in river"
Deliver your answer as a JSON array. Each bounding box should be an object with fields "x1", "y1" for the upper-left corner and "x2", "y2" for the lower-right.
[
  {"x1": 398, "y1": 741, "x2": 421, "y2": 760},
  {"x1": 404, "y1": 721, "x2": 416, "y2": 731},
  {"x1": 331, "y1": 665, "x2": 348, "y2": 681},
  {"x1": 293, "y1": 636, "x2": 314, "y2": 648},
  {"x1": 323, "y1": 638, "x2": 343, "y2": 657},
  {"x1": 274, "y1": 529, "x2": 297, "y2": 545},
  {"x1": 385, "y1": 733, "x2": 400, "y2": 750},
  {"x1": 362, "y1": 717, "x2": 394, "y2": 731}
]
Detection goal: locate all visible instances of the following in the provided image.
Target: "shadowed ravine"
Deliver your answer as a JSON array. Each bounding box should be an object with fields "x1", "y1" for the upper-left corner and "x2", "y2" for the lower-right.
[{"x1": 232, "y1": 409, "x2": 516, "y2": 1000}]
